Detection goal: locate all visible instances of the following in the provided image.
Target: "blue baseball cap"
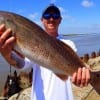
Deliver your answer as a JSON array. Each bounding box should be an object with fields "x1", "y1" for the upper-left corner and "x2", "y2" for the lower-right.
[{"x1": 42, "y1": 4, "x2": 61, "y2": 18}]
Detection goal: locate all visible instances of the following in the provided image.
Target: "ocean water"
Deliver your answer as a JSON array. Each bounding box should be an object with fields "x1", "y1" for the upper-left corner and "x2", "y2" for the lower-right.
[
  {"x1": 60, "y1": 33, "x2": 100, "y2": 56},
  {"x1": 0, "y1": 33, "x2": 100, "y2": 94}
]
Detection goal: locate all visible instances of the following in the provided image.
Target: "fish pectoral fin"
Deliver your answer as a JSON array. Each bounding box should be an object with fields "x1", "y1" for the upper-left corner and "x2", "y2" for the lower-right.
[{"x1": 13, "y1": 49, "x2": 25, "y2": 58}]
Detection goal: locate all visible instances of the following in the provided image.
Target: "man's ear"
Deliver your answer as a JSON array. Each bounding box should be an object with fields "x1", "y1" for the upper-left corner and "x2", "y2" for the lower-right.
[
  {"x1": 59, "y1": 17, "x2": 62, "y2": 24},
  {"x1": 41, "y1": 18, "x2": 43, "y2": 22}
]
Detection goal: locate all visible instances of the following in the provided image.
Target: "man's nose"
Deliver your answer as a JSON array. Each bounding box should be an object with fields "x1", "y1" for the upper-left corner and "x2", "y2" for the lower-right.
[{"x1": 49, "y1": 17, "x2": 54, "y2": 21}]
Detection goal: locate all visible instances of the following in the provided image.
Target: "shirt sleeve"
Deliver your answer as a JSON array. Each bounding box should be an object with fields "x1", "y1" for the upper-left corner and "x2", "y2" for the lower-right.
[
  {"x1": 21, "y1": 57, "x2": 34, "y2": 70},
  {"x1": 60, "y1": 39, "x2": 77, "y2": 52}
]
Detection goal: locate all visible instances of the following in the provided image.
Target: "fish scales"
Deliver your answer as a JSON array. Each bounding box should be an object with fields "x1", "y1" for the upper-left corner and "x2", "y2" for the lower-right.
[
  {"x1": 0, "y1": 11, "x2": 100, "y2": 86},
  {"x1": 0, "y1": 11, "x2": 90, "y2": 75}
]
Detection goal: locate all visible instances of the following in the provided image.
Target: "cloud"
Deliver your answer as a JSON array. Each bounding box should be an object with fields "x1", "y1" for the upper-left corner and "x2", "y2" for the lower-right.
[
  {"x1": 28, "y1": 13, "x2": 38, "y2": 20},
  {"x1": 91, "y1": 24, "x2": 100, "y2": 29},
  {"x1": 81, "y1": 0, "x2": 94, "y2": 7},
  {"x1": 59, "y1": 6, "x2": 67, "y2": 13},
  {"x1": 27, "y1": 12, "x2": 42, "y2": 26},
  {"x1": 58, "y1": 6, "x2": 77, "y2": 23},
  {"x1": 50, "y1": 0, "x2": 56, "y2": 3}
]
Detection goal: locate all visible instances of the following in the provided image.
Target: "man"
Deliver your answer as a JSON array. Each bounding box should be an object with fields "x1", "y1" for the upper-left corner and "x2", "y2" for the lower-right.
[{"x1": 0, "y1": 4, "x2": 90, "y2": 100}]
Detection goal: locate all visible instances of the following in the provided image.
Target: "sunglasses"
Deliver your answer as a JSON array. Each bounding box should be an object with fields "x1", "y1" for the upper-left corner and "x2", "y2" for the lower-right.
[{"x1": 43, "y1": 13, "x2": 60, "y2": 19}]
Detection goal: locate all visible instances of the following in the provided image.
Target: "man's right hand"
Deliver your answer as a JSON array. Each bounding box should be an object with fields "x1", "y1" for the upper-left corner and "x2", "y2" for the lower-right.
[{"x1": 0, "y1": 24, "x2": 16, "y2": 65}]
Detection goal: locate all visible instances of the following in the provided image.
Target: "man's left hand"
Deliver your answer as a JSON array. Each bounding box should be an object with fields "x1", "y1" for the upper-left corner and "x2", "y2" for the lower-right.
[{"x1": 72, "y1": 67, "x2": 90, "y2": 87}]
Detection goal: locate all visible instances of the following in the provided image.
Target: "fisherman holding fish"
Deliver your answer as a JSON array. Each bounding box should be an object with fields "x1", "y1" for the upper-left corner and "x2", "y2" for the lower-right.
[{"x1": 0, "y1": 4, "x2": 90, "y2": 100}]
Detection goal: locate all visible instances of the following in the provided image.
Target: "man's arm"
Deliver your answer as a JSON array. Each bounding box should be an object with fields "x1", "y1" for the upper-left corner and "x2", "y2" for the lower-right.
[
  {"x1": 0, "y1": 24, "x2": 25, "y2": 69},
  {"x1": 10, "y1": 51, "x2": 25, "y2": 69}
]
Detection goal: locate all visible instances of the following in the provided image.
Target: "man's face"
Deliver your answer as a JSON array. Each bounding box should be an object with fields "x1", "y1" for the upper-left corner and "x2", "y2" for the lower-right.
[{"x1": 41, "y1": 11, "x2": 62, "y2": 32}]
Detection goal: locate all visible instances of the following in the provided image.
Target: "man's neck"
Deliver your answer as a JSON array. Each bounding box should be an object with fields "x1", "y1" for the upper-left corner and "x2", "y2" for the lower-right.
[{"x1": 45, "y1": 30, "x2": 58, "y2": 38}]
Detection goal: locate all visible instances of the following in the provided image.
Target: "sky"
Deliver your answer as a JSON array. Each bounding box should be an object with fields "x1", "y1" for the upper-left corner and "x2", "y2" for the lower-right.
[{"x1": 0, "y1": 0, "x2": 100, "y2": 35}]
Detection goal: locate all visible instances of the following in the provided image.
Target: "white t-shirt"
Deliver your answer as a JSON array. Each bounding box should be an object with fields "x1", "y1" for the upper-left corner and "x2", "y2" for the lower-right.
[{"x1": 24, "y1": 39, "x2": 77, "y2": 100}]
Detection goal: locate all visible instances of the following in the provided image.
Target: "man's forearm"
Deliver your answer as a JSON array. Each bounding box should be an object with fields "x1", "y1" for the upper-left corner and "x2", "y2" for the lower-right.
[{"x1": 11, "y1": 51, "x2": 25, "y2": 69}]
